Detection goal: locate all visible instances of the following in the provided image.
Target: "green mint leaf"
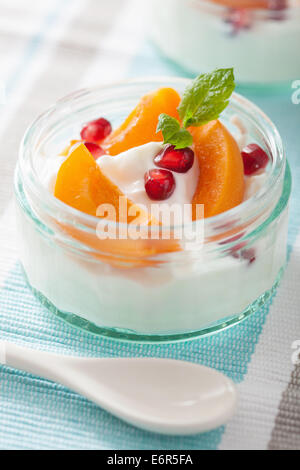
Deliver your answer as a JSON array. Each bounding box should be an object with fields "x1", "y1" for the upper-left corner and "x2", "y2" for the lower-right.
[
  {"x1": 178, "y1": 68, "x2": 235, "y2": 128},
  {"x1": 157, "y1": 114, "x2": 180, "y2": 141},
  {"x1": 156, "y1": 113, "x2": 193, "y2": 149},
  {"x1": 169, "y1": 128, "x2": 193, "y2": 149}
]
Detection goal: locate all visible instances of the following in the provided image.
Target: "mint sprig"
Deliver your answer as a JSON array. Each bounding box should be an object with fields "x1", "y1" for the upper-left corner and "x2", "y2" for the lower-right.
[
  {"x1": 156, "y1": 114, "x2": 193, "y2": 150},
  {"x1": 178, "y1": 68, "x2": 235, "y2": 128},
  {"x1": 156, "y1": 68, "x2": 235, "y2": 149}
]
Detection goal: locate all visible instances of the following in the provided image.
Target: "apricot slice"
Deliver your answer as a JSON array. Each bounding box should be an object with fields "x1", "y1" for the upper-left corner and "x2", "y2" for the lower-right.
[
  {"x1": 55, "y1": 143, "x2": 146, "y2": 221},
  {"x1": 210, "y1": 0, "x2": 268, "y2": 9},
  {"x1": 103, "y1": 88, "x2": 181, "y2": 156},
  {"x1": 60, "y1": 140, "x2": 81, "y2": 156},
  {"x1": 190, "y1": 120, "x2": 245, "y2": 219}
]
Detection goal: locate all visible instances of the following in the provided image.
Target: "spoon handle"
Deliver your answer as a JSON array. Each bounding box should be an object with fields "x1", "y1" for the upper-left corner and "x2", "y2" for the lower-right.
[
  {"x1": 0, "y1": 340, "x2": 28, "y2": 369},
  {"x1": 0, "y1": 340, "x2": 71, "y2": 383}
]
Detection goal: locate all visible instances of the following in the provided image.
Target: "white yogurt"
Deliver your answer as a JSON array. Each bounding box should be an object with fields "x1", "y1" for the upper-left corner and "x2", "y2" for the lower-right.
[
  {"x1": 98, "y1": 142, "x2": 199, "y2": 223},
  {"x1": 17, "y1": 202, "x2": 288, "y2": 334},
  {"x1": 41, "y1": 140, "x2": 264, "y2": 218}
]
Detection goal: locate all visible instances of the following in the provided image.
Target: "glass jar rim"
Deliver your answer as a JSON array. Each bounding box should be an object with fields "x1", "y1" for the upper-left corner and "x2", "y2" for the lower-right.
[{"x1": 17, "y1": 77, "x2": 286, "y2": 239}]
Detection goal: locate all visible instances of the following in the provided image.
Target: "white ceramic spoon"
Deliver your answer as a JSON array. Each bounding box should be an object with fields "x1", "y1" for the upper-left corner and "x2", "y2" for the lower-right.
[{"x1": 0, "y1": 340, "x2": 237, "y2": 435}]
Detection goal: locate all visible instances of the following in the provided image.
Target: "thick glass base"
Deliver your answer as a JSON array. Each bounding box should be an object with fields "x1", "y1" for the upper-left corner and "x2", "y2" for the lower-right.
[{"x1": 21, "y1": 265, "x2": 285, "y2": 344}]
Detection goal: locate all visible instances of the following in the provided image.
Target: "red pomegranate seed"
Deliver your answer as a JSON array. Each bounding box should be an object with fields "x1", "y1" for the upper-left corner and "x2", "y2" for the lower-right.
[
  {"x1": 268, "y1": 0, "x2": 287, "y2": 20},
  {"x1": 241, "y1": 248, "x2": 256, "y2": 264},
  {"x1": 144, "y1": 169, "x2": 176, "y2": 201},
  {"x1": 226, "y1": 9, "x2": 252, "y2": 35},
  {"x1": 230, "y1": 241, "x2": 247, "y2": 255},
  {"x1": 84, "y1": 142, "x2": 105, "y2": 159},
  {"x1": 241, "y1": 143, "x2": 269, "y2": 175},
  {"x1": 80, "y1": 117, "x2": 112, "y2": 143},
  {"x1": 154, "y1": 145, "x2": 194, "y2": 173},
  {"x1": 230, "y1": 245, "x2": 256, "y2": 263},
  {"x1": 268, "y1": 0, "x2": 287, "y2": 9}
]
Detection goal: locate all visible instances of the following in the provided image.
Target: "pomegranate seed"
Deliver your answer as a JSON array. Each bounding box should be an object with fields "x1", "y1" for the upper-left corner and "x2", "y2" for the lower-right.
[
  {"x1": 268, "y1": 0, "x2": 287, "y2": 20},
  {"x1": 80, "y1": 117, "x2": 112, "y2": 143},
  {"x1": 154, "y1": 145, "x2": 194, "y2": 173},
  {"x1": 230, "y1": 241, "x2": 247, "y2": 255},
  {"x1": 144, "y1": 169, "x2": 175, "y2": 201},
  {"x1": 230, "y1": 245, "x2": 256, "y2": 264},
  {"x1": 241, "y1": 143, "x2": 269, "y2": 175},
  {"x1": 226, "y1": 9, "x2": 252, "y2": 35},
  {"x1": 84, "y1": 142, "x2": 105, "y2": 159},
  {"x1": 241, "y1": 248, "x2": 256, "y2": 264},
  {"x1": 268, "y1": 0, "x2": 287, "y2": 9}
]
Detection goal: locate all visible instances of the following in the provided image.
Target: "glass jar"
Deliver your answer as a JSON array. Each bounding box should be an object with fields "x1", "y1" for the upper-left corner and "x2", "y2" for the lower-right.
[
  {"x1": 148, "y1": 0, "x2": 300, "y2": 85},
  {"x1": 15, "y1": 78, "x2": 291, "y2": 342}
]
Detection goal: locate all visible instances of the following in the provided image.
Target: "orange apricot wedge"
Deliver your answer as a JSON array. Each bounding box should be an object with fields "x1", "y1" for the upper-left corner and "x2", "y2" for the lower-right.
[
  {"x1": 190, "y1": 120, "x2": 245, "y2": 219},
  {"x1": 60, "y1": 140, "x2": 81, "y2": 157},
  {"x1": 102, "y1": 87, "x2": 181, "y2": 156},
  {"x1": 54, "y1": 143, "x2": 148, "y2": 222}
]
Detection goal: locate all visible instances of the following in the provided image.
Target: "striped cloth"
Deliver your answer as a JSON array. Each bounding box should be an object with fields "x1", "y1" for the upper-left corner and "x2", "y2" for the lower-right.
[{"x1": 0, "y1": 0, "x2": 300, "y2": 450}]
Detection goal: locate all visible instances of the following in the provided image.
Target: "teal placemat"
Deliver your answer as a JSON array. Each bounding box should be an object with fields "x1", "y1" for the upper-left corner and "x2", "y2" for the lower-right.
[{"x1": 0, "y1": 0, "x2": 300, "y2": 450}]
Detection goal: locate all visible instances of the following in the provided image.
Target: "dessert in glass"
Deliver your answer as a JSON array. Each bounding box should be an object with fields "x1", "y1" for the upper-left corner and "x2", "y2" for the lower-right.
[
  {"x1": 148, "y1": 0, "x2": 300, "y2": 85},
  {"x1": 15, "y1": 70, "x2": 291, "y2": 342}
]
